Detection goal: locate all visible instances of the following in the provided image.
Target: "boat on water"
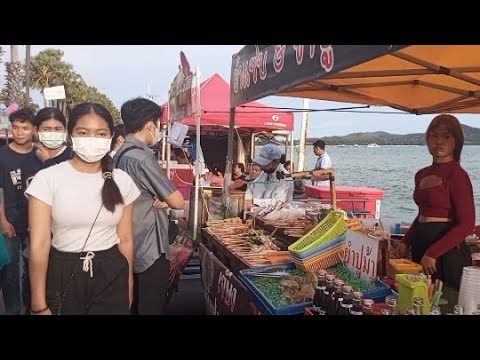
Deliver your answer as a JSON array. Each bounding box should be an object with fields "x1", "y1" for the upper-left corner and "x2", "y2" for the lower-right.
[
  {"x1": 353, "y1": 144, "x2": 359, "y2": 147},
  {"x1": 366, "y1": 143, "x2": 380, "y2": 148}
]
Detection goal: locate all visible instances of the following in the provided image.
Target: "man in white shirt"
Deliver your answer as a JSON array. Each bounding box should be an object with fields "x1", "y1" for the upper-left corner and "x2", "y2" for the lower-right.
[
  {"x1": 244, "y1": 144, "x2": 293, "y2": 208},
  {"x1": 311, "y1": 140, "x2": 332, "y2": 186}
]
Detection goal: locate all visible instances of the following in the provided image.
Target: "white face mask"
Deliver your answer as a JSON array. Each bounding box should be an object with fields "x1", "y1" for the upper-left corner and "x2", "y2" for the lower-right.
[
  {"x1": 71, "y1": 137, "x2": 112, "y2": 163},
  {"x1": 38, "y1": 131, "x2": 67, "y2": 149},
  {"x1": 148, "y1": 122, "x2": 161, "y2": 144}
]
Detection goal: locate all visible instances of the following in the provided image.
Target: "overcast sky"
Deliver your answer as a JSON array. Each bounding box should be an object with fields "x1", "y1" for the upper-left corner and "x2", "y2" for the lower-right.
[{"x1": 2, "y1": 45, "x2": 480, "y2": 138}]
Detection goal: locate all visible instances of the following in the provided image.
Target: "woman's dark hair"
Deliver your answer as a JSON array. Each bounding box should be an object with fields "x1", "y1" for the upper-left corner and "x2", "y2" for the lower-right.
[
  {"x1": 68, "y1": 102, "x2": 124, "y2": 213},
  {"x1": 426, "y1": 114, "x2": 464, "y2": 162},
  {"x1": 111, "y1": 124, "x2": 126, "y2": 151},
  {"x1": 235, "y1": 163, "x2": 245, "y2": 173},
  {"x1": 284, "y1": 160, "x2": 292, "y2": 172},
  {"x1": 35, "y1": 107, "x2": 67, "y2": 128},
  {"x1": 209, "y1": 162, "x2": 221, "y2": 176}
]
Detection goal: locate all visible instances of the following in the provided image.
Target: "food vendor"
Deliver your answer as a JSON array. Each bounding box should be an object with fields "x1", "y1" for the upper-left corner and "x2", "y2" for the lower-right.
[{"x1": 244, "y1": 144, "x2": 293, "y2": 209}]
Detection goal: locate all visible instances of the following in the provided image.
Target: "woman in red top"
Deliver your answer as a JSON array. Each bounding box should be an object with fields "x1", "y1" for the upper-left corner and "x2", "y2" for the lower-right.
[{"x1": 396, "y1": 114, "x2": 475, "y2": 290}]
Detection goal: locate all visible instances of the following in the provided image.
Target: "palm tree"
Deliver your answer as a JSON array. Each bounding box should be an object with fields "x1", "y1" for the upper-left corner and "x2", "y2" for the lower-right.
[{"x1": 4, "y1": 45, "x2": 25, "y2": 106}]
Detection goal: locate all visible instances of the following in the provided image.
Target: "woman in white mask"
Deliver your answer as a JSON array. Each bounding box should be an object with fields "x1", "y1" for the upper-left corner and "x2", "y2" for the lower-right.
[
  {"x1": 26, "y1": 102, "x2": 140, "y2": 315},
  {"x1": 34, "y1": 107, "x2": 73, "y2": 168}
]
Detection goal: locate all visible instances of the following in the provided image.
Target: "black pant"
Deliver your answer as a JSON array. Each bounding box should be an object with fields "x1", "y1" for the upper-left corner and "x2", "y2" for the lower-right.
[
  {"x1": 46, "y1": 245, "x2": 129, "y2": 315},
  {"x1": 411, "y1": 222, "x2": 471, "y2": 290},
  {"x1": 131, "y1": 254, "x2": 170, "y2": 315}
]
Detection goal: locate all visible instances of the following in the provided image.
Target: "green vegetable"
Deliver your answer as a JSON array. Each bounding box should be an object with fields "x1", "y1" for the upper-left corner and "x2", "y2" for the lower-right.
[
  {"x1": 328, "y1": 264, "x2": 376, "y2": 292},
  {"x1": 251, "y1": 269, "x2": 308, "y2": 308}
]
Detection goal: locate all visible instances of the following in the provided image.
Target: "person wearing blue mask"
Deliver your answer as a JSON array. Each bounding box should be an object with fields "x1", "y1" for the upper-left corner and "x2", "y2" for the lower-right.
[{"x1": 34, "y1": 107, "x2": 73, "y2": 168}]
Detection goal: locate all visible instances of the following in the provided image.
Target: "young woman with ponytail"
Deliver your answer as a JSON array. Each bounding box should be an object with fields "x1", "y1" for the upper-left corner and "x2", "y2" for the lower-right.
[{"x1": 25, "y1": 102, "x2": 140, "y2": 315}]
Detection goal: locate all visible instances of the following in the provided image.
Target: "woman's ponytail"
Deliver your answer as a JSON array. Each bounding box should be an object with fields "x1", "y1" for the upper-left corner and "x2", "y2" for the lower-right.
[{"x1": 101, "y1": 154, "x2": 124, "y2": 212}]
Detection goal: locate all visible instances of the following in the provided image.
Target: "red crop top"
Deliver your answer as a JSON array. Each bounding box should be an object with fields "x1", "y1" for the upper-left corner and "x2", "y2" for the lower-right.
[{"x1": 401, "y1": 160, "x2": 475, "y2": 259}]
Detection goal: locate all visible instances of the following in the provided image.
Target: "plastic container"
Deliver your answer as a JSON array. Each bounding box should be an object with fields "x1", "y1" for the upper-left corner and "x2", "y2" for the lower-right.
[
  {"x1": 238, "y1": 263, "x2": 311, "y2": 315},
  {"x1": 387, "y1": 259, "x2": 423, "y2": 279},
  {"x1": 395, "y1": 274, "x2": 431, "y2": 315},
  {"x1": 288, "y1": 211, "x2": 346, "y2": 255},
  {"x1": 305, "y1": 185, "x2": 384, "y2": 219},
  {"x1": 289, "y1": 234, "x2": 346, "y2": 261},
  {"x1": 291, "y1": 245, "x2": 346, "y2": 272}
]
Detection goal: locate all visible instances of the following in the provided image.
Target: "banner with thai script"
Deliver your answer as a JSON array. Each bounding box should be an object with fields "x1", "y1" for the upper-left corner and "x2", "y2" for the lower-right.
[
  {"x1": 199, "y1": 244, "x2": 260, "y2": 315},
  {"x1": 230, "y1": 45, "x2": 407, "y2": 107},
  {"x1": 343, "y1": 229, "x2": 380, "y2": 282},
  {"x1": 168, "y1": 69, "x2": 194, "y2": 122}
]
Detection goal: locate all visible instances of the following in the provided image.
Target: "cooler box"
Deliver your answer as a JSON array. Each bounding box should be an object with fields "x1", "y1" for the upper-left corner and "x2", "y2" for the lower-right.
[
  {"x1": 304, "y1": 185, "x2": 384, "y2": 219},
  {"x1": 170, "y1": 168, "x2": 194, "y2": 200}
]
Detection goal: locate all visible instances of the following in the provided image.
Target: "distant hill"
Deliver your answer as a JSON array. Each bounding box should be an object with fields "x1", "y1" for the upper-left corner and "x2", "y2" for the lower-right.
[{"x1": 300, "y1": 124, "x2": 480, "y2": 146}]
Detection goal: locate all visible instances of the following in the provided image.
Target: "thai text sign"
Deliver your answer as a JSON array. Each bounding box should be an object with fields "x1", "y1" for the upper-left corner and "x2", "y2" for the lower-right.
[
  {"x1": 168, "y1": 70, "x2": 194, "y2": 122},
  {"x1": 199, "y1": 244, "x2": 259, "y2": 315},
  {"x1": 343, "y1": 230, "x2": 380, "y2": 282}
]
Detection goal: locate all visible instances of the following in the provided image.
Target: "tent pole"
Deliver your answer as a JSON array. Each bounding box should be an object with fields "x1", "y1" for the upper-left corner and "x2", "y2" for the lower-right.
[
  {"x1": 223, "y1": 107, "x2": 236, "y2": 218},
  {"x1": 298, "y1": 98, "x2": 309, "y2": 171},
  {"x1": 193, "y1": 67, "x2": 202, "y2": 241},
  {"x1": 289, "y1": 131, "x2": 294, "y2": 169}
]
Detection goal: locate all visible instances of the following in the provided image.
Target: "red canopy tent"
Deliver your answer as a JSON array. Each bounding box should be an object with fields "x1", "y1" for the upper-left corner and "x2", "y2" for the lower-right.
[{"x1": 161, "y1": 73, "x2": 294, "y2": 132}]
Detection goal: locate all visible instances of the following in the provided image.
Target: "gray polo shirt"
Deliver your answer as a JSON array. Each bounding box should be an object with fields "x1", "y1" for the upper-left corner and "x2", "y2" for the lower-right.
[{"x1": 113, "y1": 135, "x2": 177, "y2": 273}]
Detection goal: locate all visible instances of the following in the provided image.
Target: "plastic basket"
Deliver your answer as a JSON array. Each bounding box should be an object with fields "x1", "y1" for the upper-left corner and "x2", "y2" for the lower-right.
[
  {"x1": 238, "y1": 263, "x2": 311, "y2": 315},
  {"x1": 292, "y1": 245, "x2": 346, "y2": 272},
  {"x1": 289, "y1": 233, "x2": 346, "y2": 261},
  {"x1": 288, "y1": 211, "x2": 346, "y2": 255}
]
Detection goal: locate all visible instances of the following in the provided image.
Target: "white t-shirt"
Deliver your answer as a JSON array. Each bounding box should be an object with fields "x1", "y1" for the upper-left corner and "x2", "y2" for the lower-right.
[
  {"x1": 313, "y1": 152, "x2": 332, "y2": 186},
  {"x1": 25, "y1": 161, "x2": 140, "y2": 253}
]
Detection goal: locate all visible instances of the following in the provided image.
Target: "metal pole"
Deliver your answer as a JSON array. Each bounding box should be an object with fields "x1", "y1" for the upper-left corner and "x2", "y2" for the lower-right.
[
  {"x1": 289, "y1": 131, "x2": 295, "y2": 169},
  {"x1": 223, "y1": 107, "x2": 236, "y2": 217},
  {"x1": 25, "y1": 45, "x2": 31, "y2": 102},
  {"x1": 192, "y1": 67, "x2": 202, "y2": 241},
  {"x1": 298, "y1": 98, "x2": 309, "y2": 171}
]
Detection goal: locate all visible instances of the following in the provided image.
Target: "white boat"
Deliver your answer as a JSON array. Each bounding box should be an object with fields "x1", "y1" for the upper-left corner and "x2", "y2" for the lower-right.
[
  {"x1": 367, "y1": 143, "x2": 380, "y2": 148},
  {"x1": 353, "y1": 144, "x2": 359, "y2": 147}
]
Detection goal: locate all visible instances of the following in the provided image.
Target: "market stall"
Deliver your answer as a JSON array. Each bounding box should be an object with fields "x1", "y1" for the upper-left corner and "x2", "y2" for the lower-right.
[
  {"x1": 215, "y1": 45, "x2": 480, "y2": 315},
  {"x1": 200, "y1": 164, "x2": 398, "y2": 315}
]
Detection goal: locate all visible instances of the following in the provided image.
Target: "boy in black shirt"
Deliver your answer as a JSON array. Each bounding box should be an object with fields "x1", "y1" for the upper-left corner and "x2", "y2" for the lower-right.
[{"x1": 0, "y1": 108, "x2": 42, "y2": 314}]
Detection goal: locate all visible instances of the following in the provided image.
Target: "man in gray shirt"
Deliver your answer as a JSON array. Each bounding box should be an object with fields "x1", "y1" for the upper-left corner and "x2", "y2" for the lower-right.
[{"x1": 114, "y1": 98, "x2": 184, "y2": 315}]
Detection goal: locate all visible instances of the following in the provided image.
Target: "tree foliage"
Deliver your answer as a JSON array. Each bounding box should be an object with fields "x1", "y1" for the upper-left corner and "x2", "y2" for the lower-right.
[{"x1": 28, "y1": 48, "x2": 121, "y2": 122}]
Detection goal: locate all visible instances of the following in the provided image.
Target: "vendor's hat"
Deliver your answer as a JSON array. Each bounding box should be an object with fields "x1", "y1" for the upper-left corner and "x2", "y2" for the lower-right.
[{"x1": 254, "y1": 144, "x2": 283, "y2": 166}]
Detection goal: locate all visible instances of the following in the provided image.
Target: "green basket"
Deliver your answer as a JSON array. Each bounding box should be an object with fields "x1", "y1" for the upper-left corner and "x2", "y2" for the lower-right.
[{"x1": 288, "y1": 211, "x2": 346, "y2": 255}]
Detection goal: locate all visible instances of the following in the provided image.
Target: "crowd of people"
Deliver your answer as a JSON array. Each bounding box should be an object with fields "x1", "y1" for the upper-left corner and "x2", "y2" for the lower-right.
[
  {"x1": 0, "y1": 98, "x2": 183, "y2": 315},
  {"x1": 0, "y1": 105, "x2": 474, "y2": 314}
]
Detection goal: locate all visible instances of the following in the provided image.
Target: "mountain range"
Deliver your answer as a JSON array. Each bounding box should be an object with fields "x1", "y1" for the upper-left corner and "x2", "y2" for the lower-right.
[{"x1": 301, "y1": 124, "x2": 480, "y2": 146}]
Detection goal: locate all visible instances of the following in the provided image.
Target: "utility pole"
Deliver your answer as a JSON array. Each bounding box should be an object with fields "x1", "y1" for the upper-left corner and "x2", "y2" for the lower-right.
[
  {"x1": 25, "y1": 45, "x2": 31, "y2": 102},
  {"x1": 298, "y1": 98, "x2": 309, "y2": 171}
]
